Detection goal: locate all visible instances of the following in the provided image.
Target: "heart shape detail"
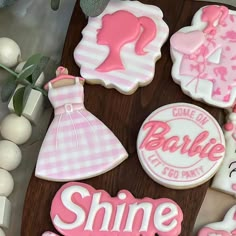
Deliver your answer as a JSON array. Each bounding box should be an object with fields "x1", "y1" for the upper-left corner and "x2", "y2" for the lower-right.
[{"x1": 171, "y1": 30, "x2": 205, "y2": 54}]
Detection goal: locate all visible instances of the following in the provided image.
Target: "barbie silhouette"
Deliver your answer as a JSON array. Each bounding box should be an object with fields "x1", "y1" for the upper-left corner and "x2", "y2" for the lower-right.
[
  {"x1": 74, "y1": 0, "x2": 169, "y2": 94},
  {"x1": 96, "y1": 10, "x2": 156, "y2": 72}
]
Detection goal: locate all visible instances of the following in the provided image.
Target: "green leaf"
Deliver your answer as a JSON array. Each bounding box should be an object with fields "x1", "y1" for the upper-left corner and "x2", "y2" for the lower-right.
[
  {"x1": 13, "y1": 87, "x2": 25, "y2": 116},
  {"x1": 23, "y1": 54, "x2": 43, "y2": 70},
  {"x1": 17, "y1": 65, "x2": 35, "y2": 82},
  {"x1": 80, "y1": 0, "x2": 110, "y2": 17},
  {"x1": 51, "y1": 0, "x2": 60, "y2": 10},
  {"x1": 32, "y1": 56, "x2": 49, "y2": 85},
  {"x1": 1, "y1": 75, "x2": 17, "y2": 102}
]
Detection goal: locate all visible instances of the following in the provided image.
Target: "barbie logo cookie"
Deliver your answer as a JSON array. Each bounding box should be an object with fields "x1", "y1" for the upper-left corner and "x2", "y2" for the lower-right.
[
  {"x1": 137, "y1": 103, "x2": 225, "y2": 189},
  {"x1": 49, "y1": 182, "x2": 183, "y2": 236},
  {"x1": 212, "y1": 107, "x2": 236, "y2": 196},
  {"x1": 171, "y1": 5, "x2": 236, "y2": 108},
  {"x1": 198, "y1": 205, "x2": 236, "y2": 236},
  {"x1": 74, "y1": 0, "x2": 169, "y2": 94}
]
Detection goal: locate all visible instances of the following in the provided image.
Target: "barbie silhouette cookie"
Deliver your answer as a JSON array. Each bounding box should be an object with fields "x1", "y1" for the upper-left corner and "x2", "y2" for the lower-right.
[
  {"x1": 212, "y1": 107, "x2": 236, "y2": 197},
  {"x1": 35, "y1": 67, "x2": 128, "y2": 182},
  {"x1": 74, "y1": 0, "x2": 169, "y2": 94},
  {"x1": 198, "y1": 205, "x2": 236, "y2": 236},
  {"x1": 171, "y1": 5, "x2": 236, "y2": 108}
]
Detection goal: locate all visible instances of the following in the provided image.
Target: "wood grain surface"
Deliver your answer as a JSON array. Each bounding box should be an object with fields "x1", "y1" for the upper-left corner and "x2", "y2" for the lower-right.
[{"x1": 22, "y1": 0, "x2": 231, "y2": 235}]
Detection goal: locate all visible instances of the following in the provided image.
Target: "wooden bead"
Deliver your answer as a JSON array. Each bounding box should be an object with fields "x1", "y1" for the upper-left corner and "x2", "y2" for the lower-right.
[
  {"x1": 0, "y1": 169, "x2": 14, "y2": 197},
  {"x1": 0, "y1": 140, "x2": 22, "y2": 171},
  {"x1": 1, "y1": 114, "x2": 32, "y2": 145},
  {"x1": 0, "y1": 196, "x2": 11, "y2": 229}
]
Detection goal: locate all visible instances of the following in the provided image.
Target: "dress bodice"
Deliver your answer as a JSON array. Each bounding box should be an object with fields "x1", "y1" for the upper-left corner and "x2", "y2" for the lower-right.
[{"x1": 48, "y1": 78, "x2": 84, "y2": 109}]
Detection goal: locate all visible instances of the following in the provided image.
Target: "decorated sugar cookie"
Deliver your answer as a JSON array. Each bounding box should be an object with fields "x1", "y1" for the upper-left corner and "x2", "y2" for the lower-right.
[
  {"x1": 35, "y1": 67, "x2": 128, "y2": 181},
  {"x1": 74, "y1": 0, "x2": 169, "y2": 95},
  {"x1": 198, "y1": 205, "x2": 236, "y2": 236},
  {"x1": 47, "y1": 182, "x2": 183, "y2": 236},
  {"x1": 212, "y1": 107, "x2": 236, "y2": 196},
  {"x1": 171, "y1": 5, "x2": 236, "y2": 108},
  {"x1": 137, "y1": 103, "x2": 225, "y2": 189}
]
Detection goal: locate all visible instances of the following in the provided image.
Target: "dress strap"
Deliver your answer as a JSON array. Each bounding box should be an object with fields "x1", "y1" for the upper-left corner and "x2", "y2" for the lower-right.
[
  {"x1": 75, "y1": 77, "x2": 80, "y2": 84},
  {"x1": 48, "y1": 82, "x2": 53, "y2": 89}
]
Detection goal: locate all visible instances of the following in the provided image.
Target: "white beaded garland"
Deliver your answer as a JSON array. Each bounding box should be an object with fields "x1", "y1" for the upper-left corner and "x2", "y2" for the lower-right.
[
  {"x1": 1, "y1": 114, "x2": 32, "y2": 145},
  {"x1": 0, "y1": 37, "x2": 21, "y2": 68},
  {"x1": 0, "y1": 140, "x2": 22, "y2": 171},
  {"x1": 0, "y1": 228, "x2": 5, "y2": 236},
  {"x1": 0, "y1": 169, "x2": 14, "y2": 197}
]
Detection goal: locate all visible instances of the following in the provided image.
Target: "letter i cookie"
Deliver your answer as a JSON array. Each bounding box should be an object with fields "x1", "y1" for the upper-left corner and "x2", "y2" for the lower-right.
[
  {"x1": 46, "y1": 182, "x2": 183, "y2": 236},
  {"x1": 212, "y1": 107, "x2": 236, "y2": 196},
  {"x1": 170, "y1": 5, "x2": 236, "y2": 108},
  {"x1": 74, "y1": 0, "x2": 169, "y2": 95},
  {"x1": 198, "y1": 205, "x2": 236, "y2": 235},
  {"x1": 137, "y1": 103, "x2": 225, "y2": 189}
]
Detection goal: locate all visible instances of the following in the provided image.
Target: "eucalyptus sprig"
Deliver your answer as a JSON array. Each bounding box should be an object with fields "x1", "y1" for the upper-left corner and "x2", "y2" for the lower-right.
[
  {"x1": 0, "y1": 54, "x2": 49, "y2": 116},
  {"x1": 50, "y1": 0, "x2": 110, "y2": 17}
]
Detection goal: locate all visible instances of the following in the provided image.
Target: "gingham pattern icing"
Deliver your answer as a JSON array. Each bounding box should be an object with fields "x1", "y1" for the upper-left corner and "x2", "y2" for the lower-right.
[
  {"x1": 74, "y1": 0, "x2": 169, "y2": 95},
  {"x1": 35, "y1": 78, "x2": 128, "y2": 181}
]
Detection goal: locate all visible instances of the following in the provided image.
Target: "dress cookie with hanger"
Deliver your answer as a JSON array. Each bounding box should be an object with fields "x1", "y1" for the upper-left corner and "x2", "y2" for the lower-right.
[{"x1": 35, "y1": 67, "x2": 128, "y2": 182}]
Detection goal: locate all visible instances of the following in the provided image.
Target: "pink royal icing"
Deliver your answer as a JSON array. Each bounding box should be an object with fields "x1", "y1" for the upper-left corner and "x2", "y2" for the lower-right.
[
  {"x1": 50, "y1": 182, "x2": 183, "y2": 236},
  {"x1": 74, "y1": 0, "x2": 169, "y2": 95},
  {"x1": 96, "y1": 10, "x2": 156, "y2": 72},
  {"x1": 170, "y1": 5, "x2": 236, "y2": 108},
  {"x1": 137, "y1": 103, "x2": 225, "y2": 189}
]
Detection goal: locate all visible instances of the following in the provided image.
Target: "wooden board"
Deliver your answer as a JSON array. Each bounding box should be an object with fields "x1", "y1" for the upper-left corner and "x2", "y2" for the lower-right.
[{"x1": 22, "y1": 0, "x2": 230, "y2": 235}]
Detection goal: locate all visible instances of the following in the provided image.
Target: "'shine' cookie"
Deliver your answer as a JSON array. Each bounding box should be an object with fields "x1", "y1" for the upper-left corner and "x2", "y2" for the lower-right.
[
  {"x1": 137, "y1": 103, "x2": 225, "y2": 189},
  {"x1": 46, "y1": 182, "x2": 183, "y2": 236},
  {"x1": 170, "y1": 5, "x2": 236, "y2": 108},
  {"x1": 74, "y1": 0, "x2": 169, "y2": 95}
]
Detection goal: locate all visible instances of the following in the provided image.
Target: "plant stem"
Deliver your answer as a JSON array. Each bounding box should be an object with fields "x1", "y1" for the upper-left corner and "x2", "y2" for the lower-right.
[{"x1": 0, "y1": 64, "x2": 18, "y2": 77}]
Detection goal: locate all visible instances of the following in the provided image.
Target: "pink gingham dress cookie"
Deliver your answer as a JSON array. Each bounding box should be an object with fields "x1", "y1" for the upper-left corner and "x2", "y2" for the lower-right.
[{"x1": 35, "y1": 78, "x2": 128, "y2": 181}]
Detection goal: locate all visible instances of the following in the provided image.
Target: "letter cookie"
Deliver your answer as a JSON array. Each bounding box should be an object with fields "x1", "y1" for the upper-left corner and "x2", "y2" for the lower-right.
[
  {"x1": 198, "y1": 205, "x2": 236, "y2": 236},
  {"x1": 212, "y1": 107, "x2": 236, "y2": 196},
  {"x1": 49, "y1": 182, "x2": 183, "y2": 236},
  {"x1": 170, "y1": 5, "x2": 236, "y2": 108},
  {"x1": 74, "y1": 0, "x2": 169, "y2": 94},
  {"x1": 137, "y1": 103, "x2": 225, "y2": 189}
]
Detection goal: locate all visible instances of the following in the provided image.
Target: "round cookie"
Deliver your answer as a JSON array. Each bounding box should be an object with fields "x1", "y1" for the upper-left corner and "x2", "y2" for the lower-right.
[
  {"x1": 170, "y1": 5, "x2": 236, "y2": 108},
  {"x1": 74, "y1": 0, "x2": 169, "y2": 95},
  {"x1": 137, "y1": 103, "x2": 225, "y2": 189}
]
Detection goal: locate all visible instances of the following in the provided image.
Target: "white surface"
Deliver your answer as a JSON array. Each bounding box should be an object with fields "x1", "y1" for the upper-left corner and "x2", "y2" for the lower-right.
[
  {"x1": 0, "y1": 196, "x2": 11, "y2": 229},
  {"x1": 0, "y1": 1, "x2": 76, "y2": 235},
  {"x1": 0, "y1": 1, "x2": 234, "y2": 236}
]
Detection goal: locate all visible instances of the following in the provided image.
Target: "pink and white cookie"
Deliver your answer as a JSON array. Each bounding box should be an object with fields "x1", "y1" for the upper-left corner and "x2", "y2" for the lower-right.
[
  {"x1": 171, "y1": 5, "x2": 236, "y2": 108},
  {"x1": 137, "y1": 103, "x2": 225, "y2": 189},
  {"x1": 74, "y1": 0, "x2": 169, "y2": 95},
  {"x1": 212, "y1": 106, "x2": 236, "y2": 196},
  {"x1": 198, "y1": 205, "x2": 236, "y2": 236},
  {"x1": 49, "y1": 182, "x2": 183, "y2": 236}
]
